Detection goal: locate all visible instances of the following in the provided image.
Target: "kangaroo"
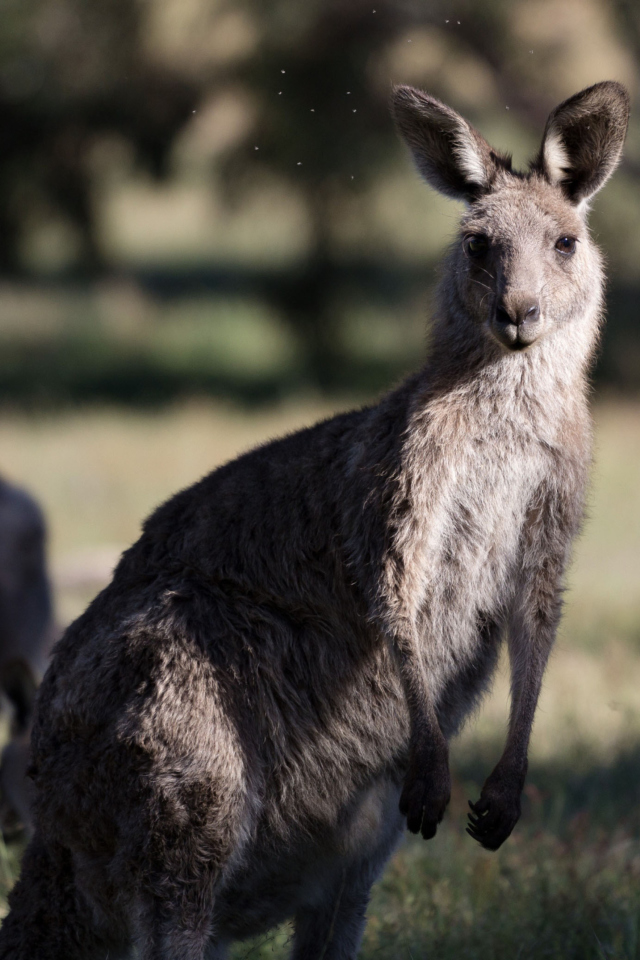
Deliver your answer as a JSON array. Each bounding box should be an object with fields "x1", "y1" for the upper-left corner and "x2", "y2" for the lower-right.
[
  {"x1": 0, "y1": 477, "x2": 55, "y2": 836},
  {"x1": 0, "y1": 81, "x2": 629, "y2": 960}
]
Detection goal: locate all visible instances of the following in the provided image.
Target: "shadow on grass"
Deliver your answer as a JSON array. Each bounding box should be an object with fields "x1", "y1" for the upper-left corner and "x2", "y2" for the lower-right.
[
  {"x1": 226, "y1": 741, "x2": 640, "y2": 959},
  {"x1": 453, "y1": 738, "x2": 640, "y2": 838},
  {"x1": 358, "y1": 741, "x2": 640, "y2": 960}
]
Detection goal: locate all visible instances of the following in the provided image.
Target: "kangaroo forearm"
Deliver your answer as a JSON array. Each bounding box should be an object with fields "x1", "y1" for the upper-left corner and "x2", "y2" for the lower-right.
[
  {"x1": 390, "y1": 629, "x2": 446, "y2": 748},
  {"x1": 501, "y1": 483, "x2": 571, "y2": 768},
  {"x1": 468, "y1": 577, "x2": 561, "y2": 850},
  {"x1": 503, "y1": 570, "x2": 564, "y2": 766},
  {"x1": 502, "y1": 643, "x2": 550, "y2": 768},
  {"x1": 503, "y1": 681, "x2": 544, "y2": 771},
  {"x1": 390, "y1": 631, "x2": 451, "y2": 838}
]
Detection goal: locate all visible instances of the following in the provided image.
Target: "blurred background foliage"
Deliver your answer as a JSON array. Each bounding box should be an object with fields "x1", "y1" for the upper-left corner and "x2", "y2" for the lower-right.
[{"x1": 2, "y1": 0, "x2": 640, "y2": 401}]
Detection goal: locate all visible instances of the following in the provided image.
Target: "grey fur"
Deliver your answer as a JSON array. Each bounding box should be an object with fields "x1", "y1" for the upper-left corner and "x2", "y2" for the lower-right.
[
  {"x1": 0, "y1": 478, "x2": 55, "y2": 835},
  {"x1": 0, "y1": 81, "x2": 629, "y2": 959}
]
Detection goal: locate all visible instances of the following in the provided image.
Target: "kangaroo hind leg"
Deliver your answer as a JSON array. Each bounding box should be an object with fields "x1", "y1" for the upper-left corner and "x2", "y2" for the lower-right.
[
  {"x1": 0, "y1": 833, "x2": 128, "y2": 960},
  {"x1": 291, "y1": 865, "x2": 374, "y2": 960},
  {"x1": 137, "y1": 887, "x2": 219, "y2": 960}
]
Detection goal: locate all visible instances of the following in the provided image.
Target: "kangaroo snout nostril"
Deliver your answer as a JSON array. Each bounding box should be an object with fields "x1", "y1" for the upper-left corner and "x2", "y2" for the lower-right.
[
  {"x1": 496, "y1": 301, "x2": 541, "y2": 327},
  {"x1": 495, "y1": 305, "x2": 511, "y2": 326}
]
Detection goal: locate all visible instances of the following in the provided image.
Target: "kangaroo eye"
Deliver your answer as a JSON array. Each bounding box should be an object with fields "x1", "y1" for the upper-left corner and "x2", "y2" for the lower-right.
[
  {"x1": 464, "y1": 234, "x2": 489, "y2": 258},
  {"x1": 555, "y1": 236, "x2": 576, "y2": 256}
]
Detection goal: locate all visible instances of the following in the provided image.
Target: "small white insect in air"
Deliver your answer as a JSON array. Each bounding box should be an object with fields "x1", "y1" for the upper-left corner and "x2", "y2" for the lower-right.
[
  {"x1": 255, "y1": 146, "x2": 259, "y2": 150},
  {"x1": 352, "y1": 109, "x2": 357, "y2": 113},
  {"x1": 281, "y1": 70, "x2": 286, "y2": 74},
  {"x1": 311, "y1": 109, "x2": 315, "y2": 112},
  {"x1": 506, "y1": 105, "x2": 510, "y2": 110},
  {"x1": 347, "y1": 91, "x2": 351, "y2": 95},
  {"x1": 457, "y1": 20, "x2": 460, "y2": 24},
  {"x1": 445, "y1": 19, "x2": 449, "y2": 23},
  {"x1": 297, "y1": 162, "x2": 302, "y2": 166}
]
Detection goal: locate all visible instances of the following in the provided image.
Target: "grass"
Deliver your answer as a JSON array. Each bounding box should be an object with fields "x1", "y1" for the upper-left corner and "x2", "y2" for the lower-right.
[{"x1": 0, "y1": 395, "x2": 640, "y2": 956}]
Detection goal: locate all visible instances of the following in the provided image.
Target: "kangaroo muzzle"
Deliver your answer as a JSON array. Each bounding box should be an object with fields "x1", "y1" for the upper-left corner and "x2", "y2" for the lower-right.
[{"x1": 491, "y1": 298, "x2": 543, "y2": 350}]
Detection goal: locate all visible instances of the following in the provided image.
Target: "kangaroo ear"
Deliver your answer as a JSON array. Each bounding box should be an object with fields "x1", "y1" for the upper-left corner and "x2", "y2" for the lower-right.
[
  {"x1": 536, "y1": 81, "x2": 630, "y2": 206},
  {"x1": 391, "y1": 85, "x2": 505, "y2": 202}
]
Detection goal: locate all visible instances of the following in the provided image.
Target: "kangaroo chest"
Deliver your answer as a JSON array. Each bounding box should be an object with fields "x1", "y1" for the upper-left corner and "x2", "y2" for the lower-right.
[{"x1": 411, "y1": 432, "x2": 547, "y2": 695}]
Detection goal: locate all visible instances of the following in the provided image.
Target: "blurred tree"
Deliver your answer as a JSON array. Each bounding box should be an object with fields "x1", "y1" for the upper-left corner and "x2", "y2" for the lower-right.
[
  {"x1": 0, "y1": 0, "x2": 199, "y2": 274},
  {"x1": 212, "y1": 0, "x2": 408, "y2": 385},
  {"x1": 1, "y1": 0, "x2": 639, "y2": 393},
  {"x1": 213, "y1": 0, "x2": 612, "y2": 385}
]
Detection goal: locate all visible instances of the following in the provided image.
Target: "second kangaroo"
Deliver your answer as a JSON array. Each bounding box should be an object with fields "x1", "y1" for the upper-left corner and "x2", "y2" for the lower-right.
[{"x1": 0, "y1": 81, "x2": 629, "y2": 960}]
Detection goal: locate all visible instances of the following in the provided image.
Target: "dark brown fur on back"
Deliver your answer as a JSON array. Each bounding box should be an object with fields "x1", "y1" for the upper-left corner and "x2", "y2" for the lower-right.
[{"x1": 0, "y1": 81, "x2": 630, "y2": 960}]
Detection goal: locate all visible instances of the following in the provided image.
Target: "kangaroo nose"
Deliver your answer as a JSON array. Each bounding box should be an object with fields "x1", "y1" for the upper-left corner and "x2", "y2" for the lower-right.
[
  {"x1": 520, "y1": 302, "x2": 540, "y2": 326},
  {"x1": 496, "y1": 300, "x2": 540, "y2": 327}
]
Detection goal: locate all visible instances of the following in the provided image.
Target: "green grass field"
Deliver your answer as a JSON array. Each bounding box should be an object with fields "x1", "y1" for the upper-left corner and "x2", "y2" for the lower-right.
[{"x1": 1, "y1": 397, "x2": 640, "y2": 957}]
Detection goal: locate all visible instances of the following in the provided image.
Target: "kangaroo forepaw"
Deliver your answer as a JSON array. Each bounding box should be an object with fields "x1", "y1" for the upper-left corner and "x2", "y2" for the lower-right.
[
  {"x1": 400, "y1": 760, "x2": 451, "y2": 840},
  {"x1": 466, "y1": 768, "x2": 524, "y2": 850}
]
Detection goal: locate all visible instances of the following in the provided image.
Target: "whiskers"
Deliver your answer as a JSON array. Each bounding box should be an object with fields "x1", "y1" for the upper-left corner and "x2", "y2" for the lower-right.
[
  {"x1": 479, "y1": 291, "x2": 493, "y2": 311},
  {"x1": 468, "y1": 276, "x2": 495, "y2": 314},
  {"x1": 469, "y1": 263, "x2": 496, "y2": 305},
  {"x1": 476, "y1": 264, "x2": 496, "y2": 285},
  {"x1": 469, "y1": 277, "x2": 493, "y2": 293}
]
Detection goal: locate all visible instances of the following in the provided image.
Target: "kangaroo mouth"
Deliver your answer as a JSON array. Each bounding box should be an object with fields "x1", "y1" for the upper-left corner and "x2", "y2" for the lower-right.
[{"x1": 490, "y1": 310, "x2": 542, "y2": 351}]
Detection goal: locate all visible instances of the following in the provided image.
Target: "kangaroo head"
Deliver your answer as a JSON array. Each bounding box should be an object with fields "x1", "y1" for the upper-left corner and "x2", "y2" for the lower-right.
[{"x1": 392, "y1": 82, "x2": 629, "y2": 355}]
